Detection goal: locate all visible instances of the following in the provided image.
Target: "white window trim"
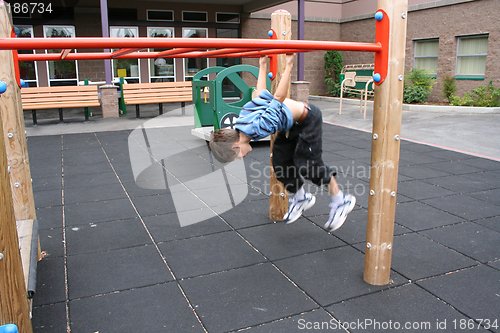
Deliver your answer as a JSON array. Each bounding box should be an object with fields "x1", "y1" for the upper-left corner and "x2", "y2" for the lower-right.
[
  {"x1": 455, "y1": 34, "x2": 488, "y2": 76},
  {"x1": 215, "y1": 12, "x2": 240, "y2": 24},
  {"x1": 182, "y1": 27, "x2": 208, "y2": 81},
  {"x1": 16, "y1": 25, "x2": 39, "y2": 87},
  {"x1": 43, "y1": 25, "x2": 78, "y2": 86},
  {"x1": 146, "y1": 9, "x2": 174, "y2": 22},
  {"x1": 182, "y1": 10, "x2": 208, "y2": 23},
  {"x1": 110, "y1": 26, "x2": 141, "y2": 82},
  {"x1": 147, "y1": 27, "x2": 176, "y2": 82}
]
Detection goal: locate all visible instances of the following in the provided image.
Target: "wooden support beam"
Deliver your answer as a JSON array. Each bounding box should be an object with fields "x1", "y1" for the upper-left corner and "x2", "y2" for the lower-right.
[
  {"x1": 0, "y1": 2, "x2": 37, "y2": 329},
  {"x1": 0, "y1": 4, "x2": 33, "y2": 332},
  {"x1": 268, "y1": 10, "x2": 291, "y2": 221},
  {"x1": 0, "y1": 1, "x2": 36, "y2": 222},
  {"x1": 364, "y1": 0, "x2": 408, "y2": 285}
]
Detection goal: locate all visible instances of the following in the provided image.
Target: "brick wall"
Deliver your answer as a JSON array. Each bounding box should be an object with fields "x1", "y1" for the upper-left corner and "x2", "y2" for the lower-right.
[
  {"x1": 340, "y1": 0, "x2": 499, "y2": 101},
  {"x1": 17, "y1": 0, "x2": 498, "y2": 102},
  {"x1": 241, "y1": 17, "x2": 341, "y2": 96}
]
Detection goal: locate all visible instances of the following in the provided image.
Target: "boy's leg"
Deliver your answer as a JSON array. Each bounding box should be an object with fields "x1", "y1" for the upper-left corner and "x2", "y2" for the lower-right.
[
  {"x1": 293, "y1": 103, "x2": 356, "y2": 231},
  {"x1": 273, "y1": 131, "x2": 316, "y2": 223},
  {"x1": 324, "y1": 176, "x2": 356, "y2": 232}
]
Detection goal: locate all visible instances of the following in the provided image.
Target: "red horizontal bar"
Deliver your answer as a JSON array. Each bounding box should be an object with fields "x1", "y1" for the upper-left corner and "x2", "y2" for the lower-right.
[
  {"x1": 60, "y1": 49, "x2": 72, "y2": 60},
  {"x1": 156, "y1": 47, "x2": 202, "y2": 57},
  {"x1": 2, "y1": 37, "x2": 382, "y2": 53},
  {"x1": 169, "y1": 47, "x2": 264, "y2": 59},
  {"x1": 220, "y1": 48, "x2": 310, "y2": 58},
  {"x1": 111, "y1": 48, "x2": 143, "y2": 58},
  {"x1": 17, "y1": 48, "x2": 312, "y2": 61}
]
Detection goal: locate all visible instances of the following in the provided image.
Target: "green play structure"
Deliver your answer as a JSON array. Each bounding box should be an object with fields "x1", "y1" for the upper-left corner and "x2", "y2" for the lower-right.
[{"x1": 192, "y1": 64, "x2": 271, "y2": 134}]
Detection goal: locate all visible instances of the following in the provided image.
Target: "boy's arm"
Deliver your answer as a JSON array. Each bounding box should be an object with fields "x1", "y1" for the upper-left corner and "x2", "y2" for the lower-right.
[
  {"x1": 254, "y1": 56, "x2": 268, "y2": 97},
  {"x1": 273, "y1": 54, "x2": 294, "y2": 103}
]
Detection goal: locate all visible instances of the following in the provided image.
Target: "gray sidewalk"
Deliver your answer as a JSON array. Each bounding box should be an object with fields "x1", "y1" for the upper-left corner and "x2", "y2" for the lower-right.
[{"x1": 311, "y1": 96, "x2": 500, "y2": 161}]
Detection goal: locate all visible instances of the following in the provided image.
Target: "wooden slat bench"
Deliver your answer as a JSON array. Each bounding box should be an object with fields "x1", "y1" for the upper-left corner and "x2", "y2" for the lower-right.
[
  {"x1": 122, "y1": 81, "x2": 192, "y2": 118},
  {"x1": 21, "y1": 85, "x2": 100, "y2": 125}
]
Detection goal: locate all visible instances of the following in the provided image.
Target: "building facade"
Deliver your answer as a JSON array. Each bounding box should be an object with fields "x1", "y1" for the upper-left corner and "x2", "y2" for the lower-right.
[{"x1": 11, "y1": 0, "x2": 499, "y2": 102}]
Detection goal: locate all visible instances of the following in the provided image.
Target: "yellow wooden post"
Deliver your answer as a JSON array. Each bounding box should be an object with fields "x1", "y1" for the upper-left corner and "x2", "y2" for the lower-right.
[
  {"x1": 364, "y1": 0, "x2": 408, "y2": 285},
  {"x1": 268, "y1": 10, "x2": 291, "y2": 221},
  {"x1": 0, "y1": 4, "x2": 33, "y2": 326}
]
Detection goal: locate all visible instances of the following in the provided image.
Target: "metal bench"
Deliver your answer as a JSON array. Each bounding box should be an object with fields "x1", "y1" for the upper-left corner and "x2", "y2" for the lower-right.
[
  {"x1": 122, "y1": 81, "x2": 192, "y2": 118},
  {"x1": 21, "y1": 85, "x2": 100, "y2": 125},
  {"x1": 339, "y1": 63, "x2": 374, "y2": 119}
]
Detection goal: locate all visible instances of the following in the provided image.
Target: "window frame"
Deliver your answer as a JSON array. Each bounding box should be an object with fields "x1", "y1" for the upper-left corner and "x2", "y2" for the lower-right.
[
  {"x1": 147, "y1": 27, "x2": 176, "y2": 83},
  {"x1": 181, "y1": 11, "x2": 208, "y2": 23},
  {"x1": 146, "y1": 10, "x2": 174, "y2": 22},
  {"x1": 215, "y1": 12, "x2": 240, "y2": 24},
  {"x1": 16, "y1": 25, "x2": 39, "y2": 87},
  {"x1": 109, "y1": 26, "x2": 140, "y2": 83},
  {"x1": 43, "y1": 25, "x2": 78, "y2": 86},
  {"x1": 182, "y1": 27, "x2": 209, "y2": 81},
  {"x1": 455, "y1": 34, "x2": 488, "y2": 80},
  {"x1": 413, "y1": 38, "x2": 439, "y2": 77}
]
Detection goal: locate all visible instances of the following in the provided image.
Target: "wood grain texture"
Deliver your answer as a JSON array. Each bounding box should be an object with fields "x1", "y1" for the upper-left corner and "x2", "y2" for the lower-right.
[
  {"x1": 364, "y1": 0, "x2": 408, "y2": 286},
  {"x1": 0, "y1": 4, "x2": 33, "y2": 331},
  {"x1": 268, "y1": 10, "x2": 291, "y2": 221}
]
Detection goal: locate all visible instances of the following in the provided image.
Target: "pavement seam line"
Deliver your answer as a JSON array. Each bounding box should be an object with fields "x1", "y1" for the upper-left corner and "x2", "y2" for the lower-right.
[{"x1": 94, "y1": 132, "x2": 209, "y2": 333}]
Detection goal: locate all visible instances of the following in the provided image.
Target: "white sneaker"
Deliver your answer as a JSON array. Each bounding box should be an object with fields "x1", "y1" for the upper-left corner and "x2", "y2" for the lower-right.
[
  {"x1": 283, "y1": 193, "x2": 316, "y2": 224},
  {"x1": 324, "y1": 194, "x2": 356, "y2": 231}
]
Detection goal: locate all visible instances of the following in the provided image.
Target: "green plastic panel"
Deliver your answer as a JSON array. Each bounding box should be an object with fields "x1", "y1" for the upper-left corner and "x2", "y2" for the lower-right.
[{"x1": 192, "y1": 64, "x2": 271, "y2": 130}]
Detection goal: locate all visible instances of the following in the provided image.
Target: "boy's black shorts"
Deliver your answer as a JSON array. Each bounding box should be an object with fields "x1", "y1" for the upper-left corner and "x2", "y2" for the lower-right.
[{"x1": 272, "y1": 103, "x2": 336, "y2": 193}]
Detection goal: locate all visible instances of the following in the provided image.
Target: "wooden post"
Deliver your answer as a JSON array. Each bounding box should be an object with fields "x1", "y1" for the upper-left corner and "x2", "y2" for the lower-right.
[
  {"x1": 0, "y1": 1, "x2": 36, "y2": 222},
  {"x1": 0, "y1": 0, "x2": 38, "y2": 316},
  {"x1": 364, "y1": 0, "x2": 408, "y2": 285},
  {"x1": 268, "y1": 10, "x2": 291, "y2": 221},
  {"x1": 0, "y1": 123, "x2": 33, "y2": 331},
  {"x1": 0, "y1": 12, "x2": 33, "y2": 327}
]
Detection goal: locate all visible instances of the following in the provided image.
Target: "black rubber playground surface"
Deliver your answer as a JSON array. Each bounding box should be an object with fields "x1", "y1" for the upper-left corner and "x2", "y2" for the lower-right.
[{"x1": 29, "y1": 124, "x2": 499, "y2": 332}]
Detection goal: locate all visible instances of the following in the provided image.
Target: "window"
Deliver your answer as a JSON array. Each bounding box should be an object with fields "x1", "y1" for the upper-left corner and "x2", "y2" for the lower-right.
[
  {"x1": 414, "y1": 39, "x2": 438, "y2": 76},
  {"x1": 216, "y1": 29, "x2": 241, "y2": 97},
  {"x1": 216, "y1": 13, "x2": 240, "y2": 24},
  {"x1": 147, "y1": 10, "x2": 173, "y2": 21},
  {"x1": 183, "y1": 28, "x2": 208, "y2": 81},
  {"x1": 110, "y1": 26, "x2": 140, "y2": 83},
  {"x1": 15, "y1": 25, "x2": 38, "y2": 87},
  {"x1": 182, "y1": 11, "x2": 207, "y2": 22},
  {"x1": 148, "y1": 27, "x2": 175, "y2": 83},
  {"x1": 456, "y1": 35, "x2": 488, "y2": 79},
  {"x1": 44, "y1": 26, "x2": 78, "y2": 86},
  {"x1": 109, "y1": 8, "x2": 137, "y2": 22}
]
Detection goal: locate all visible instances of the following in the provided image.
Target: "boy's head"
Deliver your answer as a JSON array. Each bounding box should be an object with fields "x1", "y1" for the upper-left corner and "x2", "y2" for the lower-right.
[
  {"x1": 209, "y1": 128, "x2": 241, "y2": 163},
  {"x1": 209, "y1": 128, "x2": 253, "y2": 163}
]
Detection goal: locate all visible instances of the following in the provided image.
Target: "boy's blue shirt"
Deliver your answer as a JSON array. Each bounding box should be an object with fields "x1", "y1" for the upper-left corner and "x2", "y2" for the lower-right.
[{"x1": 234, "y1": 89, "x2": 294, "y2": 140}]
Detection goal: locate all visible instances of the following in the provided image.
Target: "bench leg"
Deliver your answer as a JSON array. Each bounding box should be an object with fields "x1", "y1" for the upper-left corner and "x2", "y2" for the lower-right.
[
  {"x1": 84, "y1": 107, "x2": 90, "y2": 121},
  {"x1": 339, "y1": 88, "x2": 344, "y2": 115},
  {"x1": 32, "y1": 110, "x2": 37, "y2": 125},
  {"x1": 181, "y1": 102, "x2": 185, "y2": 116},
  {"x1": 159, "y1": 103, "x2": 163, "y2": 115},
  {"x1": 136, "y1": 105, "x2": 140, "y2": 118},
  {"x1": 59, "y1": 108, "x2": 63, "y2": 122}
]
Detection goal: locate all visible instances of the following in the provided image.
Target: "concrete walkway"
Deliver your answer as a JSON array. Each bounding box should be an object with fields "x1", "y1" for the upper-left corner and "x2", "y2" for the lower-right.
[{"x1": 310, "y1": 96, "x2": 500, "y2": 161}]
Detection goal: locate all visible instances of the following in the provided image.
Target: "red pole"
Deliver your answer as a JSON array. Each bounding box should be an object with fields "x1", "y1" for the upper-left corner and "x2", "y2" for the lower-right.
[
  {"x1": 0, "y1": 37, "x2": 383, "y2": 53},
  {"x1": 18, "y1": 48, "x2": 312, "y2": 61},
  {"x1": 111, "y1": 48, "x2": 143, "y2": 58}
]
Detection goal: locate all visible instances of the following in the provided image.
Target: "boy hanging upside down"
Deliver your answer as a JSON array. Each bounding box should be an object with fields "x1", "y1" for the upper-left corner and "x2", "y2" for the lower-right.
[{"x1": 209, "y1": 54, "x2": 355, "y2": 231}]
